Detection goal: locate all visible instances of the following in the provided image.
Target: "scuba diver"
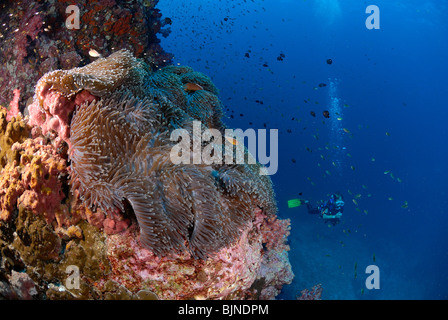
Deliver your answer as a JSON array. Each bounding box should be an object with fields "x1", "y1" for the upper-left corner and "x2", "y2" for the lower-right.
[{"x1": 303, "y1": 192, "x2": 344, "y2": 225}]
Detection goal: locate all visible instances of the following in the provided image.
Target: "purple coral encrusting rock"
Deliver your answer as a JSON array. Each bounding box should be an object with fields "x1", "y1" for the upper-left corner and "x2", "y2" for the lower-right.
[
  {"x1": 0, "y1": 49, "x2": 294, "y2": 300},
  {"x1": 0, "y1": 0, "x2": 172, "y2": 112}
]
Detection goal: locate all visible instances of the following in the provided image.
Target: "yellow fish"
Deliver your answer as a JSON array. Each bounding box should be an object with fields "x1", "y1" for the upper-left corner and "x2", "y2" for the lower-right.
[
  {"x1": 337, "y1": 117, "x2": 343, "y2": 121},
  {"x1": 352, "y1": 199, "x2": 359, "y2": 206},
  {"x1": 343, "y1": 128, "x2": 350, "y2": 134}
]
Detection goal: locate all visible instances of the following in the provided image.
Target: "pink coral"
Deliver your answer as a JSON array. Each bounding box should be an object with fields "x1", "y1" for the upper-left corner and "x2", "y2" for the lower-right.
[
  {"x1": 104, "y1": 208, "x2": 292, "y2": 300},
  {"x1": 0, "y1": 115, "x2": 293, "y2": 299},
  {"x1": 0, "y1": 163, "x2": 24, "y2": 221}
]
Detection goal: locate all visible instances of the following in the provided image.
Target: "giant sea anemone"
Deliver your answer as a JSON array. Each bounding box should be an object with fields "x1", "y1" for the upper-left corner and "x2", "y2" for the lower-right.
[{"x1": 29, "y1": 50, "x2": 277, "y2": 259}]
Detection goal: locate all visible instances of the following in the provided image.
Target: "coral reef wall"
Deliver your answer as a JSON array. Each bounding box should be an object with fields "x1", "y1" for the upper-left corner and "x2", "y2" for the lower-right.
[
  {"x1": 0, "y1": 50, "x2": 293, "y2": 300},
  {"x1": 0, "y1": 0, "x2": 172, "y2": 111}
]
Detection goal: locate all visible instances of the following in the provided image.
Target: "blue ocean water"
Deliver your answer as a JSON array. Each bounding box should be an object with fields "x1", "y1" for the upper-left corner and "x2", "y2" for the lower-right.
[{"x1": 157, "y1": 0, "x2": 448, "y2": 299}]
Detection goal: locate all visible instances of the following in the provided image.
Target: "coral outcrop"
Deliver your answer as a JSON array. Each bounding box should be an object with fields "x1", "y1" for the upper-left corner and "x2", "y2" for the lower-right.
[
  {"x1": 0, "y1": 0, "x2": 172, "y2": 111},
  {"x1": 0, "y1": 50, "x2": 293, "y2": 299},
  {"x1": 296, "y1": 284, "x2": 323, "y2": 300}
]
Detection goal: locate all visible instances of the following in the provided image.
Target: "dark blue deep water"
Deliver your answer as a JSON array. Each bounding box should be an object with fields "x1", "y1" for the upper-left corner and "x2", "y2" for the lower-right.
[{"x1": 157, "y1": 0, "x2": 448, "y2": 299}]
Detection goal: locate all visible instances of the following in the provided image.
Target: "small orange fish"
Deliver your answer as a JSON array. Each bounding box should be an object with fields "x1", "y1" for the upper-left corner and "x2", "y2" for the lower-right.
[
  {"x1": 184, "y1": 83, "x2": 204, "y2": 92},
  {"x1": 225, "y1": 136, "x2": 239, "y2": 145}
]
